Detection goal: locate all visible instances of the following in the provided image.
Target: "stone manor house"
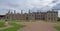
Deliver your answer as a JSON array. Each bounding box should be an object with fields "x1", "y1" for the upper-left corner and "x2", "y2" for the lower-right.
[{"x1": 4, "y1": 9, "x2": 58, "y2": 21}]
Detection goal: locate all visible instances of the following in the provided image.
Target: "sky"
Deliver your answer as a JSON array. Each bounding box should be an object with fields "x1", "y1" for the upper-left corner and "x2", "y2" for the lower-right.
[{"x1": 0, "y1": 0, "x2": 60, "y2": 17}]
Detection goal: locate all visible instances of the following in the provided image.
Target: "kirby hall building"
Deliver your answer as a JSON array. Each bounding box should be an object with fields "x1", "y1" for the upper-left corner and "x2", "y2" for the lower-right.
[{"x1": 4, "y1": 9, "x2": 58, "y2": 21}]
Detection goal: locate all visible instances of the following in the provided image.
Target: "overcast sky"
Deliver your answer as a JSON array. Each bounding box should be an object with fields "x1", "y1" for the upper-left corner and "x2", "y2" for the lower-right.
[{"x1": 0, "y1": 0, "x2": 60, "y2": 17}]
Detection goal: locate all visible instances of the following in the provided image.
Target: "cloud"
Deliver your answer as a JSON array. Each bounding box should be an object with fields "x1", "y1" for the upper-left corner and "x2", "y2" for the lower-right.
[
  {"x1": 0, "y1": 0, "x2": 55, "y2": 10},
  {"x1": 0, "y1": 0, "x2": 60, "y2": 15},
  {"x1": 53, "y1": 3, "x2": 60, "y2": 10},
  {"x1": 52, "y1": 0, "x2": 59, "y2": 3},
  {"x1": 0, "y1": 9, "x2": 8, "y2": 15}
]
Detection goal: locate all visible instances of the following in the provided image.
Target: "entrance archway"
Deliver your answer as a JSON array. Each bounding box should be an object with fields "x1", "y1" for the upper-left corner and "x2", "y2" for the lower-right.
[{"x1": 26, "y1": 17, "x2": 28, "y2": 20}]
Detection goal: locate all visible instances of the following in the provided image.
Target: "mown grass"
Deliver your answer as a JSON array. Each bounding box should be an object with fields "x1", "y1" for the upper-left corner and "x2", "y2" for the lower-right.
[
  {"x1": 6, "y1": 20, "x2": 35, "y2": 22},
  {"x1": 0, "y1": 22, "x2": 25, "y2": 31},
  {"x1": 0, "y1": 22, "x2": 4, "y2": 27},
  {"x1": 54, "y1": 26, "x2": 60, "y2": 31}
]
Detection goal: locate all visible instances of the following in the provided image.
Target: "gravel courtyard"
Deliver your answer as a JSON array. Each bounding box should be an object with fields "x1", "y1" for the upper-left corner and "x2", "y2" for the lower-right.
[{"x1": 17, "y1": 21, "x2": 60, "y2": 31}]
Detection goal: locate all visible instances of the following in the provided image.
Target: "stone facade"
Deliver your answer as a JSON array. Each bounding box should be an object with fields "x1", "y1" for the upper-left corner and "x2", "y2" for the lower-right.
[{"x1": 5, "y1": 10, "x2": 58, "y2": 21}]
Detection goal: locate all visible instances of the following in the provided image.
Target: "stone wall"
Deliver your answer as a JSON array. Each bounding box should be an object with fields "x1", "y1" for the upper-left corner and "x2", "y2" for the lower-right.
[{"x1": 5, "y1": 10, "x2": 58, "y2": 21}]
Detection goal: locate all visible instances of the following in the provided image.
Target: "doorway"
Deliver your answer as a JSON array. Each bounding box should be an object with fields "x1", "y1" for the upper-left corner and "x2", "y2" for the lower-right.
[{"x1": 26, "y1": 17, "x2": 28, "y2": 20}]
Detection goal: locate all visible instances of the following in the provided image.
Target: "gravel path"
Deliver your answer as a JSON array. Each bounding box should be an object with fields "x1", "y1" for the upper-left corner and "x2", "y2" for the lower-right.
[{"x1": 17, "y1": 21, "x2": 60, "y2": 31}]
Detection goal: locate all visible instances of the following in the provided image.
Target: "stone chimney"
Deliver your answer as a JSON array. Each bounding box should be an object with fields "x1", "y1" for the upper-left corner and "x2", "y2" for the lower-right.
[
  {"x1": 11, "y1": 11, "x2": 13, "y2": 14},
  {"x1": 8, "y1": 10, "x2": 11, "y2": 14},
  {"x1": 21, "y1": 10, "x2": 23, "y2": 14},
  {"x1": 29, "y1": 9, "x2": 30, "y2": 14}
]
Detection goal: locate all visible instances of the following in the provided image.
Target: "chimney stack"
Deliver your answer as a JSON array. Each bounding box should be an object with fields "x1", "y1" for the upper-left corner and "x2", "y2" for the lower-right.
[
  {"x1": 21, "y1": 10, "x2": 23, "y2": 14},
  {"x1": 29, "y1": 9, "x2": 30, "y2": 14},
  {"x1": 14, "y1": 10, "x2": 16, "y2": 14},
  {"x1": 8, "y1": 10, "x2": 11, "y2": 14}
]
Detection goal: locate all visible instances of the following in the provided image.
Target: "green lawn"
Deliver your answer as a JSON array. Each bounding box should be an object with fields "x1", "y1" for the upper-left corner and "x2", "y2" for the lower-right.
[
  {"x1": 5, "y1": 20, "x2": 35, "y2": 22},
  {"x1": 0, "y1": 20, "x2": 31, "y2": 31},
  {"x1": 57, "y1": 21, "x2": 60, "y2": 23},
  {"x1": 54, "y1": 26, "x2": 60, "y2": 31},
  {"x1": 0, "y1": 22, "x2": 25, "y2": 31},
  {"x1": 0, "y1": 22, "x2": 4, "y2": 27}
]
